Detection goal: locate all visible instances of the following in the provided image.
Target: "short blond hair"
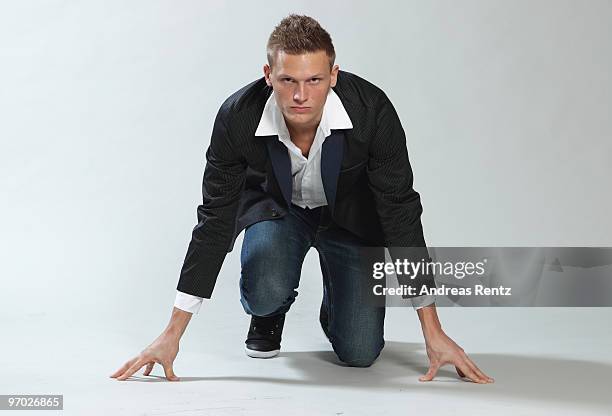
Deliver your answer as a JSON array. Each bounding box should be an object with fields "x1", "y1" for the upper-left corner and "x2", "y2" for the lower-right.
[{"x1": 267, "y1": 14, "x2": 336, "y2": 70}]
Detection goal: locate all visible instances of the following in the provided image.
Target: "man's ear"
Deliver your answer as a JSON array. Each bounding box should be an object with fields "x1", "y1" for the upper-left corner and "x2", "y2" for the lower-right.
[
  {"x1": 263, "y1": 64, "x2": 272, "y2": 87},
  {"x1": 330, "y1": 64, "x2": 339, "y2": 87}
]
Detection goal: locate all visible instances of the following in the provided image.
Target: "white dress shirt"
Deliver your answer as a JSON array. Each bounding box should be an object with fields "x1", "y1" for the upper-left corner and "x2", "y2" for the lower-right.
[
  {"x1": 175, "y1": 88, "x2": 435, "y2": 313},
  {"x1": 254, "y1": 88, "x2": 353, "y2": 208}
]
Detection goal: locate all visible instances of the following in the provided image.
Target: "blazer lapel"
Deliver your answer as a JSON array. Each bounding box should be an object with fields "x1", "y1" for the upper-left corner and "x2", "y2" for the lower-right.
[
  {"x1": 320, "y1": 129, "x2": 345, "y2": 214},
  {"x1": 265, "y1": 129, "x2": 346, "y2": 211},
  {"x1": 265, "y1": 136, "x2": 292, "y2": 206}
]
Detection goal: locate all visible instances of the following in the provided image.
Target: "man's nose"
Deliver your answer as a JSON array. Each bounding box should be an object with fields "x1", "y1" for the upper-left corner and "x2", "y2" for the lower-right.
[{"x1": 293, "y1": 83, "x2": 307, "y2": 103}]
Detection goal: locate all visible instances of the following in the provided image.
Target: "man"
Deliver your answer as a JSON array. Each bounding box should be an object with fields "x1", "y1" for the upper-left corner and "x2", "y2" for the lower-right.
[{"x1": 112, "y1": 14, "x2": 493, "y2": 384}]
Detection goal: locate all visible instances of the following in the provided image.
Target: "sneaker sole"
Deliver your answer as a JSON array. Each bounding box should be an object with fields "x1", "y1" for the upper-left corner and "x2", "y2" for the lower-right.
[{"x1": 245, "y1": 346, "x2": 280, "y2": 358}]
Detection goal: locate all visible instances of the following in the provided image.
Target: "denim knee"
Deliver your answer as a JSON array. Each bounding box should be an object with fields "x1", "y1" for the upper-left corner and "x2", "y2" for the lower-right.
[
  {"x1": 332, "y1": 340, "x2": 384, "y2": 367},
  {"x1": 240, "y1": 281, "x2": 297, "y2": 317}
]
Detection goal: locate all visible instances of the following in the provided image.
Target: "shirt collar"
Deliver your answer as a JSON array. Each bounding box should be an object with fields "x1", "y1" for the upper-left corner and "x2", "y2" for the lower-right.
[{"x1": 254, "y1": 88, "x2": 353, "y2": 139}]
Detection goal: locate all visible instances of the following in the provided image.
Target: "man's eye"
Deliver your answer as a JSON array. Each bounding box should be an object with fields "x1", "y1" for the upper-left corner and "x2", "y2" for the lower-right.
[
  {"x1": 310, "y1": 78, "x2": 321, "y2": 83},
  {"x1": 282, "y1": 78, "x2": 293, "y2": 82}
]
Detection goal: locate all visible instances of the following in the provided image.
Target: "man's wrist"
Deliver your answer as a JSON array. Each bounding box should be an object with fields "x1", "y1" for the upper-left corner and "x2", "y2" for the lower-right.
[
  {"x1": 417, "y1": 303, "x2": 443, "y2": 338},
  {"x1": 163, "y1": 307, "x2": 193, "y2": 340}
]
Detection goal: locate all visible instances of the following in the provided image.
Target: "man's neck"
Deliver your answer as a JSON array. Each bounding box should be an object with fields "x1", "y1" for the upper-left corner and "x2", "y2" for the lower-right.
[
  {"x1": 285, "y1": 108, "x2": 322, "y2": 142},
  {"x1": 287, "y1": 125, "x2": 316, "y2": 141},
  {"x1": 285, "y1": 121, "x2": 317, "y2": 158}
]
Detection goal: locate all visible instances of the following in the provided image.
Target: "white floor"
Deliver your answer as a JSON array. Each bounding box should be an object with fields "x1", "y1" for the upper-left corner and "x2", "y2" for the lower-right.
[{"x1": 3, "y1": 253, "x2": 611, "y2": 416}]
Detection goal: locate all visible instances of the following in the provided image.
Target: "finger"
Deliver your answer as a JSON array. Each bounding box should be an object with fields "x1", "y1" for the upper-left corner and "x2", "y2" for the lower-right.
[
  {"x1": 110, "y1": 357, "x2": 138, "y2": 378},
  {"x1": 116, "y1": 358, "x2": 147, "y2": 381},
  {"x1": 419, "y1": 363, "x2": 440, "y2": 382},
  {"x1": 143, "y1": 362, "x2": 154, "y2": 376},
  {"x1": 456, "y1": 360, "x2": 486, "y2": 384},
  {"x1": 464, "y1": 355, "x2": 494, "y2": 383},
  {"x1": 162, "y1": 362, "x2": 180, "y2": 382},
  {"x1": 458, "y1": 358, "x2": 485, "y2": 383},
  {"x1": 458, "y1": 352, "x2": 490, "y2": 383}
]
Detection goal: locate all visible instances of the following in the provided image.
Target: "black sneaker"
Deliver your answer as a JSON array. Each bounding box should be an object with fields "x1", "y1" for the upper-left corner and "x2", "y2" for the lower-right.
[{"x1": 245, "y1": 313, "x2": 286, "y2": 358}]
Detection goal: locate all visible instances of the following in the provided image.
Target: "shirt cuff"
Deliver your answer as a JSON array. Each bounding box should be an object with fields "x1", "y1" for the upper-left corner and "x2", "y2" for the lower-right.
[
  {"x1": 410, "y1": 294, "x2": 436, "y2": 310},
  {"x1": 174, "y1": 291, "x2": 205, "y2": 314}
]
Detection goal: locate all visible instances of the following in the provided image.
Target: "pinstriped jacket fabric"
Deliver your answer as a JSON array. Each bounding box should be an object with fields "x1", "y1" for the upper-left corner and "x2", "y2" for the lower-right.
[{"x1": 177, "y1": 70, "x2": 429, "y2": 299}]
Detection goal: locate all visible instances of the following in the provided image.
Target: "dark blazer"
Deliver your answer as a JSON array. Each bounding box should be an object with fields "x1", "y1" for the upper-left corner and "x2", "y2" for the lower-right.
[{"x1": 177, "y1": 70, "x2": 429, "y2": 299}]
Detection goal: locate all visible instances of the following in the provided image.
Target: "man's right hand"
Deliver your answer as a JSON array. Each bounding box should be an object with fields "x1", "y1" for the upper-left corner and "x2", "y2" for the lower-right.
[
  {"x1": 110, "y1": 332, "x2": 181, "y2": 381},
  {"x1": 110, "y1": 307, "x2": 193, "y2": 382}
]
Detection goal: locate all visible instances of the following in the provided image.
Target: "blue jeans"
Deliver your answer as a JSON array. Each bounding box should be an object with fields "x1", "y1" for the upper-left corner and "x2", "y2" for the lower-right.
[{"x1": 239, "y1": 203, "x2": 385, "y2": 367}]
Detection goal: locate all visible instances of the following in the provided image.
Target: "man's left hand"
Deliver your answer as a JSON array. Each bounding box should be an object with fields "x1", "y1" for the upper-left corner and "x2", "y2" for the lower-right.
[{"x1": 419, "y1": 330, "x2": 494, "y2": 384}]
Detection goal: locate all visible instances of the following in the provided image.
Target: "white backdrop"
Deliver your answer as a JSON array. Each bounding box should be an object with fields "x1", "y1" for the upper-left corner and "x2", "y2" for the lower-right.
[{"x1": 0, "y1": 2, "x2": 611, "y2": 414}]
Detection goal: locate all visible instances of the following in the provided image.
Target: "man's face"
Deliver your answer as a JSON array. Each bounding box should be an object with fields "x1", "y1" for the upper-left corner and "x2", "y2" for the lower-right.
[{"x1": 264, "y1": 50, "x2": 338, "y2": 132}]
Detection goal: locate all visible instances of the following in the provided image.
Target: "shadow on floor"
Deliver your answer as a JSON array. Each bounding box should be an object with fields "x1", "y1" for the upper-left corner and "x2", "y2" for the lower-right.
[{"x1": 125, "y1": 340, "x2": 612, "y2": 411}]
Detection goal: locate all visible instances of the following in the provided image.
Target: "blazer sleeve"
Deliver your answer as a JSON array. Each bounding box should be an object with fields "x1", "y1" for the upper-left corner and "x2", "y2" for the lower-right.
[
  {"x1": 366, "y1": 93, "x2": 436, "y2": 297},
  {"x1": 366, "y1": 93, "x2": 426, "y2": 247},
  {"x1": 176, "y1": 104, "x2": 247, "y2": 299}
]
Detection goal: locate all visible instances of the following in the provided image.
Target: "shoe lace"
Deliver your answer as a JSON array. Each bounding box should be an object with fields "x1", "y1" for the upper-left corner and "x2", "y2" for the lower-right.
[{"x1": 251, "y1": 317, "x2": 283, "y2": 336}]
